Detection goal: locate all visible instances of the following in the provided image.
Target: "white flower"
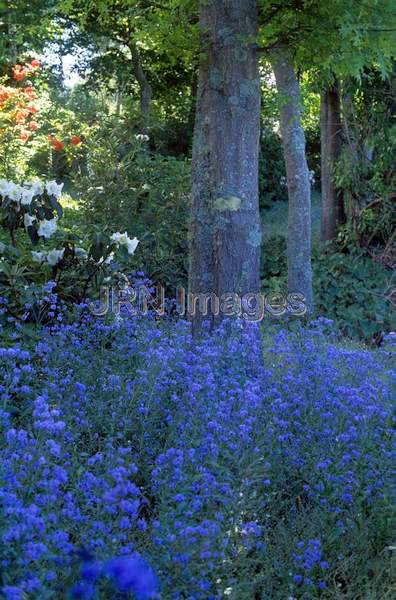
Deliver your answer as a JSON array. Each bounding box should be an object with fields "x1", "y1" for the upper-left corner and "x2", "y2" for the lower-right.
[
  {"x1": 110, "y1": 231, "x2": 126, "y2": 244},
  {"x1": 7, "y1": 182, "x2": 23, "y2": 203},
  {"x1": 135, "y1": 134, "x2": 149, "y2": 142},
  {"x1": 75, "y1": 247, "x2": 88, "y2": 260},
  {"x1": 20, "y1": 188, "x2": 35, "y2": 205},
  {"x1": 126, "y1": 236, "x2": 139, "y2": 255},
  {"x1": 46, "y1": 180, "x2": 64, "y2": 198},
  {"x1": 31, "y1": 251, "x2": 46, "y2": 264},
  {"x1": 26, "y1": 180, "x2": 44, "y2": 197},
  {"x1": 46, "y1": 248, "x2": 64, "y2": 266},
  {"x1": 0, "y1": 179, "x2": 12, "y2": 197},
  {"x1": 110, "y1": 232, "x2": 139, "y2": 256},
  {"x1": 24, "y1": 213, "x2": 36, "y2": 228},
  {"x1": 142, "y1": 183, "x2": 150, "y2": 191},
  {"x1": 0, "y1": 241, "x2": 5, "y2": 253},
  {"x1": 38, "y1": 218, "x2": 57, "y2": 239}
]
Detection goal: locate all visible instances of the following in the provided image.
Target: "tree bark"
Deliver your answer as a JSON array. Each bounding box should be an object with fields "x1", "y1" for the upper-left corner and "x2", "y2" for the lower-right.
[
  {"x1": 130, "y1": 43, "x2": 152, "y2": 133},
  {"x1": 189, "y1": 0, "x2": 262, "y2": 335},
  {"x1": 270, "y1": 47, "x2": 313, "y2": 313},
  {"x1": 320, "y1": 81, "x2": 346, "y2": 242}
]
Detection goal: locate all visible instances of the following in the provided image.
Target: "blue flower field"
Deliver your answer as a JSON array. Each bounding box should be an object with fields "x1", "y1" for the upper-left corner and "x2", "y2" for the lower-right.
[{"x1": 1, "y1": 313, "x2": 395, "y2": 599}]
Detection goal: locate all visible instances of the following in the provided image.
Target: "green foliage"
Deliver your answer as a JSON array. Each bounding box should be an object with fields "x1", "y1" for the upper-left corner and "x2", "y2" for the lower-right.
[
  {"x1": 313, "y1": 248, "x2": 394, "y2": 341},
  {"x1": 333, "y1": 68, "x2": 396, "y2": 264},
  {"x1": 261, "y1": 234, "x2": 287, "y2": 290},
  {"x1": 260, "y1": 232, "x2": 394, "y2": 340},
  {"x1": 334, "y1": 71, "x2": 396, "y2": 205},
  {"x1": 260, "y1": 68, "x2": 320, "y2": 208},
  {"x1": 75, "y1": 118, "x2": 191, "y2": 289},
  {"x1": 259, "y1": 129, "x2": 288, "y2": 206},
  {"x1": 0, "y1": 177, "x2": 143, "y2": 324},
  {"x1": 258, "y1": 0, "x2": 396, "y2": 79}
]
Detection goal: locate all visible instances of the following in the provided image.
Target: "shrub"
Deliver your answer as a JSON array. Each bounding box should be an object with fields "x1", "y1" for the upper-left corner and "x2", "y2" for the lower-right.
[
  {"x1": 75, "y1": 119, "x2": 191, "y2": 291},
  {"x1": 0, "y1": 178, "x2": 141, "y2": 324},
  {"x1": 313, "y1": 248, "x2": 393, "y2": 341},
  {"x1": 0, "y1": 60, "x2": 42, "y2": 180},
  {"x1": 260, "y1": 232, "x2": 393, "y2": 340}
]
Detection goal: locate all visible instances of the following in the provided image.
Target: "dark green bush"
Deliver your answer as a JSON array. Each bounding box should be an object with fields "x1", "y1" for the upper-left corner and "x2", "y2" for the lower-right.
[
  {"x1": 259, "y1": 129, "x2": 288, "y2": 207},
  {"x1": 313, "y1": 248, "x2": 394, "y2": 341},
  {"x1": 261, "y1": 233, "x2": 393, "y2": 340},
  {"x1": 74, "y1": 118, "x2": 191, "y2": 290},
  {"x1": 261, "y1": 234, "x2": 287, "y2": 293}
]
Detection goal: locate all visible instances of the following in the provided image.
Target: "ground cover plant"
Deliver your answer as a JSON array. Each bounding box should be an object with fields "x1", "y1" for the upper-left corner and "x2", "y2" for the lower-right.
[{"x1": 0, "y1": 313, "x2": 395, "y2": 599}]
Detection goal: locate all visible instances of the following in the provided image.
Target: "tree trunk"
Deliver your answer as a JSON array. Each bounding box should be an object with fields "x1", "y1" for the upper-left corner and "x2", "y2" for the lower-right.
[
  {"x1": 270, "y1": 47, "x2": 313, "y2": 313},
  {"x1": 320, "y1": 81, "x2": 345, "y2": 242},
  {"x1": 130, "y1": 43, "x2": 152, "y2": 133},
  {"x1": 189, "y1": 0, "x2": 262, "y2": 335}
]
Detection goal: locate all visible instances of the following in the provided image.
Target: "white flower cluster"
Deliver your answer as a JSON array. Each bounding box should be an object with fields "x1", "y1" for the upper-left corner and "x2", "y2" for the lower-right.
[
  {"x1": 110, "y1": 232, "x2": 139, "y2": 255},
  {"x1": 37, "y1": 219, "x2": 57, "y2": 238},
  {"x1": 0, "y1": 179, "x2": 63, "y2": 206},
  {"x1": 32, "y1": 248, "x2": 64, "y2": 266},
  {"x1": 0, "y1": 179, "x2": 63, "y2": 240}
]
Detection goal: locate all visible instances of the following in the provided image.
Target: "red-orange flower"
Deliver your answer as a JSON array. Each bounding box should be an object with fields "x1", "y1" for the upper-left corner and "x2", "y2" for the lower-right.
[
  {"x1": 23, "y1": 87, "x2": 37, "y2": 101},
  {"x1": 20, "y1": 130, "x2": 30, "y2": 142},
  {"x1": 28, "y1": 121, "x2": 39, "y2": 131},
  {"x1": 26, "y1": 103, "x2": 38, "y2": 114},
  {"x1": 71, "y1": 135, "x2": 81, "y2": 146},
  {"x1": 30, "y1": 59, "x2": 41, "y2": 69},
  {"x1": 51, "y1": 139, "x2": 65, "y2": 151},
  {"x1": 0, "y1": 85, "x2": 15, "y2": 106},
  {"x1": 14, "y1": 109, "x2": 29, "y2": 124},
  {"x1": 12, "y1": 65, "x2": 28, "y2": 82}
]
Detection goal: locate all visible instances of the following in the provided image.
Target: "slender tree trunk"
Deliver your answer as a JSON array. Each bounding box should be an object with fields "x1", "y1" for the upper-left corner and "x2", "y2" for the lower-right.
[
  {"x1": 130, "y1": 43, "x2": 152, "y2": 133},
  {"x1": 320, "y1": 81, "x2": 345, "y2": 242},
  {"x1": 189, "y1": 0, "x2": 261, "y2": 335},
  {"x1": 270, "y1": 47, "x2": 313, "y2": 313}
]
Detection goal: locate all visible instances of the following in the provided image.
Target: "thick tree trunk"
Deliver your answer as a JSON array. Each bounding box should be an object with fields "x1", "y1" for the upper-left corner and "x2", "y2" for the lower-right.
[
  {"x1": 189, "y1": 0, "x2": 261, "y2": 335},
  {"x1": 130, "y1": 43, "x2": 152, "y2": 133},
  {"x1": 270, "y1": 47, "x2": 313, "y2": 313},
  {"x1": 320, "y1": 82, "x2": 345, "y2": 242}
]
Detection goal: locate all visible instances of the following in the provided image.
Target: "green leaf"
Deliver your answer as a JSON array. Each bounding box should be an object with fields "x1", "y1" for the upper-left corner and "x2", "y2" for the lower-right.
[{"x1": 27, "y1": 225, "x2": 39, "y2": 246}]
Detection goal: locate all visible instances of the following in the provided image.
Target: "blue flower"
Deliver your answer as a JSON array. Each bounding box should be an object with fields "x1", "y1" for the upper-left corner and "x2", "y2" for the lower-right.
[{"x1": 104, "y1": 555, "x2": 159, "y2": 598}]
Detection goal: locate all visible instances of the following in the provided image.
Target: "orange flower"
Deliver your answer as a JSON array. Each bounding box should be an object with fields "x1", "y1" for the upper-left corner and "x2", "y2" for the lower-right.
[
  {"x1": 28, "y1": 121, "x2": 39, "y2": 131},
  {"x1": 14, "y1": 109, "x2": 29, "y2": 124},
  {"x1": 23, "y1": 87, "x2": 37, "y2": 101},
  {"x1": 12, "y1": 65, "x2": 28, "y2": 82},
  {"x1": 51, "y1": 139, "x2": 64, "y2": 151},
  {"x1": 71, "y1": 135, "x2": 81, "y2": 146},
  {"x1": 30, "y1": 59, "x2": 40, "y2": 69},
  {"x1": 27, "y1": 103, "x2": 38, "y2": 114},
  {"x1": 20, "y1": 130, "x2": 30, "y2": 142},
  {"x1": 0, "y1": 85, "x2": 14, "y2": 105}
]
